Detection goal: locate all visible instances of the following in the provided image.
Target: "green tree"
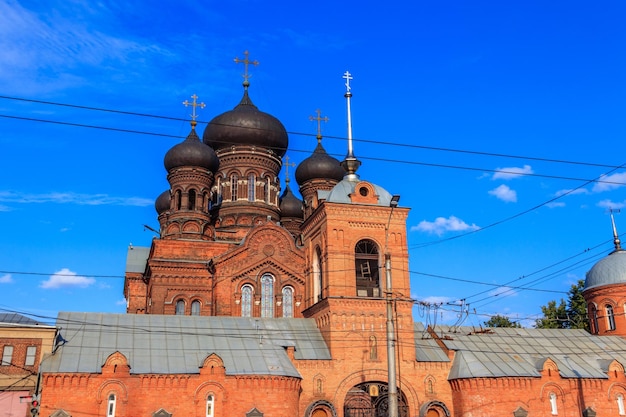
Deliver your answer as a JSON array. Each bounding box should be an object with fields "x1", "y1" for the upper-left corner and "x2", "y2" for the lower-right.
[
  {"x1": 535, "y1": 279, "x2": 588, "y2": 331},
  {"x1": 484, "y1": 314, "x2": 521, "y2": 328}
]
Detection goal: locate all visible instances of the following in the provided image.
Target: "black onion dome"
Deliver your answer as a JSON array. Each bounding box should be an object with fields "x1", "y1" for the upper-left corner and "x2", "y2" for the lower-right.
[
  {"x1": 279, "y1": 185, "x2": 303, "y2": 219},
  {"x1": 155, "y1": 190, "x2": 171, "y2": 214},
  {"x1": 202, "y1": 90, "x2": 288, "y2": 157},
  {"x1": 295, "y1": 142, "x2": 345, "y2": 185},
  {"x1": 164, "y1": 128, "x2": 219, "y2": 172}
]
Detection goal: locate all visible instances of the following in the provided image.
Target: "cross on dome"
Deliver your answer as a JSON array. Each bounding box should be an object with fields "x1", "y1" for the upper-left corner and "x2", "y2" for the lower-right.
[
  {"x1": 283, "y1": 155, "x2": 296, "y2": 184},
  {"x1": 309, "y1": 109, "x2": 329, "y2": 142},
  {"x1": 234, "y1": 50, "x2": 259, "y2": 88},
  {"x1": 182, "y1": 94, "x2": 205, "y2": 128}
]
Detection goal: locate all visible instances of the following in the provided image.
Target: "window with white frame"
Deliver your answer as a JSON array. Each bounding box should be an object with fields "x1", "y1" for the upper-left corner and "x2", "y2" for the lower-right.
[
  {"x1": 282, "y1": 286, "x2": 294, "y2": 318},
  {"x1": 261, "y1": 274, "x2": 275, "y2": 318},
  {"x1": 206, "y1": 394, "x2": 215, "y2": 417},
  {"x1": 241, "y1": 285, "x2": 253, "y2": 317},
  {"x1": 25, "y1": 346, "x2": 36, "y2": 366},
  {"x1": 618, "y1": 393, "x2": 626, "y2": 415},
  {"x1": 191, "y1": 300, "x2": 201, "y2": 316},
  {"x1": 107, "y1": 393, "x2": 116, "y2": 417},
  {"x1": 175, "y1": 300, "x2": 185, "y2": 315},
  {"x1": 549, "y1": 392, "x2": 558, "y2": 415},
  {"x1": 1, "y1": 346, "x2": 13, "y2": 366},
  {"x1": 231, "y1": 174, "x2": 238, "y2": 201},
  {"x1": 248, "y1": 174, "x2": 255, "y2": 201},
  {"x1": 607, "y1": 304, "x2": 616, "y2": 331}
]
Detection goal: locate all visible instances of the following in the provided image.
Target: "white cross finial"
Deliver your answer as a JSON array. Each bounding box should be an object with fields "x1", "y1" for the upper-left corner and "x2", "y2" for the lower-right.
[{"x1": 343, "y1": 71, "x2": 353, "y2": 93}]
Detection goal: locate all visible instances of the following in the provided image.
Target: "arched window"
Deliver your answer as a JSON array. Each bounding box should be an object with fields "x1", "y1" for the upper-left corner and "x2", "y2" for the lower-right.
[
  {"x1": 607, "y1": 304, "x2": 616, "y2": 331},
  {"x1": 206, "y1": 394, "x2": 215, "y2": 417},
  {"x1": 248, "y1": 174, "x2": 255, "y2": 201},
  {"x1": 107, "y1": 393, "x2": 116, "y2": 417},
  {"x1": 188, "y1": 189, "x2": 196, "y2": 210},
  {"x1": 618, "y1": 393, "x2": 626, "y2": 415},
  {"x1": 231, "y1": 174, "x2": 238, "y2": 201},
  {"x1": 264, "y1": 177, "x2": 270, "y2": 203},
  {"x1": 589, "y1": 304, "x2": 599, "y2": 334},
  {"x1": 282, "y1": 286, "x2": 294, "y2": 318},
  {"x1": 191, "y1": 300, "x2": 201, "y2": 316},
  {"x1": 261, "y1": 274, "x2": 274, "y2": 317},
  {"x1": 241, "y1": 285, "x2": 253, "y2": 317},
  {"x1": 549, "y1": 392, "x2": 558, "y2": 415},
  {"x1": 355, "y1": 239, "x2": 380, "y2": 297},
  {"x1": 313, "y1": 247, "x2": 322, "y2": 302},
  {"x1": 175, "y1": 190, "x2": 182, "y2": 210},
  {"x1": 175, "y1": 300, "x2": 185, "y2": 315}
]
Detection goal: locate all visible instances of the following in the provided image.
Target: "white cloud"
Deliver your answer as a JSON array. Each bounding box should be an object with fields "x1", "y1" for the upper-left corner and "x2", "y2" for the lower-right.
[
  {"x1": 555, "y1": 188, "x2": 590, "y2": 197},
  {"x1": 116, "y1": 299, "x2": 128, "y2": 306},
  {"x1": 0, "y1": 1, "x2": 171, "y2": 94},
  {"x1": 546, "y1": 202, "x2": 566, "y2": 208},
  {"x1": 489, "y1": 286, "x2": 518, "y2": 298},
  {"x1": 488, "y1": 184, "x2": 517, "y2": 202},
  {"x1": 0, "y1": 191, "x2": 152, "y2": 207},
  {"x1": 597, "y1": 199, "x2": 626, "y2": 209},
  {"x1": 0, "y1": 274, "x2": 13, "y2": 284},
  {"x1": 40, "y1": 268, "x2": 95, "y2": 289},
  {"x1": 411, "y1": 216, "x2": 480, "y2": 236},
  {"x1": 592, "y1": 172, "x2": 626, "y2": 193},
  {"x1": 0, "y1": 204, "x2": 11, "y2": 212},
  {"x1": 492, "y1": 165, "x2": 533, "y2": 180}
]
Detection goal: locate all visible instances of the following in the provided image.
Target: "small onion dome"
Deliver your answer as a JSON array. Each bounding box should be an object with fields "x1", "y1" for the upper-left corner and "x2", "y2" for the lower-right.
[
  {"x1": 585, "y1": 250, "x2": 626, "y2": 291},
  {"x1": 155, "y1": 190, "x2": 171, "y2": 214},
  {"x1": 164, "y1": 128, "x2": 219, "y2": 172},
  {"x1": 202, "y1": 90, "x2": 288, "y2": 157},
  {"x1": 279, "y1": 184, "x2": 303, "y2": 219},
  {"x1": 295, "y1": 142, "x2": 345, "y2": 185}
]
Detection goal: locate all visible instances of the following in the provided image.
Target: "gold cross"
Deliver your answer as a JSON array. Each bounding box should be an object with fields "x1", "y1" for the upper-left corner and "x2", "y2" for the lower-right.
[
  {"x1": 234, "y1": 50, "x2": 259, "y2": 86},
  {"x1": 284, "y1": 155, "x2": 296, "y2": 184},
  {"x1": 182, "y1": 94, "x2": 205, "y2": 127},
  {"x1": 309, "y1": 109, "x2": 329, "y2": 142}
]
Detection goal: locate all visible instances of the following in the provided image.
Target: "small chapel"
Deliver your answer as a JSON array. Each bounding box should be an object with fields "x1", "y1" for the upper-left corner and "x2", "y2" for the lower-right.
[{"x1": 35, "y1": 53, "x2": 626, "y2": 417}]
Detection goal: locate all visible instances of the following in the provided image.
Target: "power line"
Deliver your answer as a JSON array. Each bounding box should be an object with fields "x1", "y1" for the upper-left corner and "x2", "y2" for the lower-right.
[{"x1": 1, "y1": 94, "x2": 622, "y2": 170}]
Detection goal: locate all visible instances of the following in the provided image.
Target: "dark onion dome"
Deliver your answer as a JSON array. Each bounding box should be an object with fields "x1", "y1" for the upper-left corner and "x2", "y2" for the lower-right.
[
  {"x1": 295, "y1": 142, "x2": 345, "y2": 185},
  {"x1": 164, "y1": 128, "x2": 219, "y2": 172},
  {"x1": 585, "y1": 249, "x2": 626, "y2": 291},
  {"x1": 155, "y1": 190, "x2": 171, "y2": 214},
  {"x1": 279, "y1": 184, "x2": 303, "y2": 219},
  {"x1": 202, "y1": 90, "x2": 288, "y2": 157}
]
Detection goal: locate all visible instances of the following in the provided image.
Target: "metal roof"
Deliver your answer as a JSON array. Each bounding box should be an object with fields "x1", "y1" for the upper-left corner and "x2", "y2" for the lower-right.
[
  {"x1": 325, "y1": 178, "x2": 394, "y2": 206},
  {"x1": 41, "y1": 313, "x2": 330, "y2": 378},
  {"x1": 441, "y1": 326, "x2": 626, "y2": 380},
  {"x1": 413, "y1": 323, "x2": 450, "y2": 362},
  {"x1": 125, "y1": 246, "x2": 150, "y2": 273},
  {"x1": 0, "y1": 312, "x2": 50, "y2": 327}
]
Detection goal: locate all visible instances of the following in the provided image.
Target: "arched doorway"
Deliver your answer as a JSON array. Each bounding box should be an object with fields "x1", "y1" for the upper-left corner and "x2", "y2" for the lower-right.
[{"x1": 344, "y1": 381, "x2": 409, "y2": 417}]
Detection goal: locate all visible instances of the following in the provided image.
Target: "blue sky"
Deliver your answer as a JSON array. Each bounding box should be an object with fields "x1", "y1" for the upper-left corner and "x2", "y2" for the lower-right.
[{"x1": 1, "y1": 0, "x2": 625, "y2": 327}]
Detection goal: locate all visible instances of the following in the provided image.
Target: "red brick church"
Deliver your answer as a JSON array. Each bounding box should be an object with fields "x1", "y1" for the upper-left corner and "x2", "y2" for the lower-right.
[{"x1": 37, "y1": 55, "x2": 626, "y2": 417}]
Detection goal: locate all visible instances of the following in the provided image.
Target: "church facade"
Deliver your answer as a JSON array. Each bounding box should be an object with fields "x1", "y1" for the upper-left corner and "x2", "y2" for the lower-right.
[{"x1": 37, "y1": 57, "x2": 626, "y2": 417}]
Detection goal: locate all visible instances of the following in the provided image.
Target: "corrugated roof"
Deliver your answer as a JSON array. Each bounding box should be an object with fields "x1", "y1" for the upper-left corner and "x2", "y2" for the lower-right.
[
  {"x1": 413, "y1": 323, "x2": 450, "y2": 362},
  {"x1": 41, "y1": 313, "x2": 330, "y2": 378},
  {"x1": 126, "y1": 246, "x2": 150, "y2": 273},
  {"x1": 0, "y1": 312, "x2": 50, "y2": 326},
  {"x1": 441, "y1": 326, "x2": 626, "y2": 380}
]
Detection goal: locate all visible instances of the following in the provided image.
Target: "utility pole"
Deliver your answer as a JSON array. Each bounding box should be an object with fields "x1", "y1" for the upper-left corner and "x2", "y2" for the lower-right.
[{"x1": 385, "y1": 195, "x2": 400, "y2": 417}]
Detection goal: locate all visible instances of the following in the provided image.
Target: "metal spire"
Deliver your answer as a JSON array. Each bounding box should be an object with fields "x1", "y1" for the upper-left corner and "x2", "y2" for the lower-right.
[
  {"x1": 309, "y1": 109, "x2": 329, "y2": 143},
  {"x1": 182, "y1": 94, "x2": 205, "y2": 129},
  {"x1": 610, "y1": 208, "x2": 622, "y2": 252},
  {"x1": 340, "y1": 71, "x2": 361, "y2": 179}
]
